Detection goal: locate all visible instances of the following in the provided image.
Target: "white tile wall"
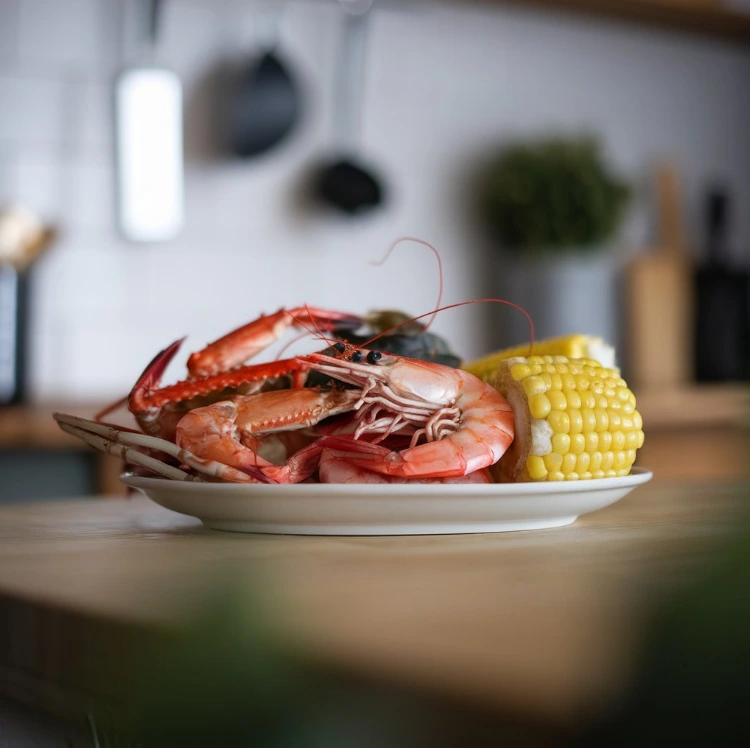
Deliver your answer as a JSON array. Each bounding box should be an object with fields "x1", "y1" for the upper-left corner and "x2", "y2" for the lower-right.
[
  {"x1": 0, "y1": 0, "x2": 19, "y2": 65},
  {"x1": 9, "y1": 155, "x2": 61, "y2": 218},
  {"x1": 17, "y1": 0, "x2": 100, "y2": 70},
  {"x1": 0, "y1": 73, "x2": 66, "y2": 143},
  {"x1": 0, "y1": 0, "x2": 749, "y2": 403}
]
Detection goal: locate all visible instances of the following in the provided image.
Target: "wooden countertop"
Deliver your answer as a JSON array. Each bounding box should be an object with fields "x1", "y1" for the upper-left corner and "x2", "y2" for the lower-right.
[{"x1": 1, "y1": 480, "x2": 748, "y2": 732}]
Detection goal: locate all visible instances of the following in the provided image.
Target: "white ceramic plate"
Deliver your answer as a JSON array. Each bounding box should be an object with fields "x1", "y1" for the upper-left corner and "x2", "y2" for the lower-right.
[{"x1": 121, "y1": 467, "x2": 653, "y2": 536}]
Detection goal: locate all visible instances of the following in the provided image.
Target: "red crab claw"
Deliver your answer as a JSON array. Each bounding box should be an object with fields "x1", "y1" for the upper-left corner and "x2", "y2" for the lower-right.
[
  {"x1": 95, "y1": 337, "x2": 187, "y2": 422},
  {"x1": 129, "y1": 337, "x2": 187, "y2": 408},
  {"x1": 187, "y1": 307, "x2": 363, "y2": 378}
]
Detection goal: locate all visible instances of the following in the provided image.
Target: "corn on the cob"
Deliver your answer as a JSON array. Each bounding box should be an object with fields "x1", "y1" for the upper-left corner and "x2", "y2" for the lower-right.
[
  {"x1": 463, "y1": 334, "x2": 616, "y2": 382},
  {"x1": 481, "y1": 355, "x2": 644, "y2": 482}
]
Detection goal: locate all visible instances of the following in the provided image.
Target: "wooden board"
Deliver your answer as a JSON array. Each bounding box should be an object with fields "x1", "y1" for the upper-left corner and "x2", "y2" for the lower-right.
[{"x1": 626, "y1": 164, "x2": 693, "y2": 389}]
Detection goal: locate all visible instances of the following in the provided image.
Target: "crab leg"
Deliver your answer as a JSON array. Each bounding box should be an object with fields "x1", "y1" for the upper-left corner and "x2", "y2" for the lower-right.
[
  {"x1": 127, "y1": 339, "x2": 320, "y2": 439},
  {"x1": 187, "y1": 307, "x2": 363, "y2": 378},
  {"x1": 58, "y1": 424, "x2": 192, "y2": 481},
  {"x1": 53, "y1": 413, "x2": 260, "y2": 483}
]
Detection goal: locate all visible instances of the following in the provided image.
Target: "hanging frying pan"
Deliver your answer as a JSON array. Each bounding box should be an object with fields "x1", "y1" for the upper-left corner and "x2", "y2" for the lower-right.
[{"x1": 225, "y1": 5, "x2": 301, "y2": 158}]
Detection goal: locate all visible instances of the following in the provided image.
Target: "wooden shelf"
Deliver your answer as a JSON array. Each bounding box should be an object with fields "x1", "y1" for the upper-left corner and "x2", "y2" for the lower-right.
[
  {"x1": 467, "y1": 0, "x2": 750, "y2": 44},
  {"x1": 0, "y1": 403, "x2": 104, "y2": 449},
  {"x1": 634, "y1": 383, "x2": 750, "y2": 429},
  {"x1": 0, "y1": 403, "x2": 128, "y2": 496}
]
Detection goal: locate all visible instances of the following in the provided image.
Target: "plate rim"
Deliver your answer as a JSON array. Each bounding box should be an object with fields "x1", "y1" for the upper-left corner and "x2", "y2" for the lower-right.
[{"x1": 121, "y1": 466, "x2": 654, "y2": 497}]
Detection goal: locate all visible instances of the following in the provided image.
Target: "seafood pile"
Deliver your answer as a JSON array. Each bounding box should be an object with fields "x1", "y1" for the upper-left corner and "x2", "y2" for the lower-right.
[{"x1": 54, "y1": 308, "x2": 644, "y2": 485}]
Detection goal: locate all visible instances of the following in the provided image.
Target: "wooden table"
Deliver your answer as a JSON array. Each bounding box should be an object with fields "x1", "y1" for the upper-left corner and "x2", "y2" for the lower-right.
[{"x1": 0, "y1": 479, "x2": 748, "y2": 740}]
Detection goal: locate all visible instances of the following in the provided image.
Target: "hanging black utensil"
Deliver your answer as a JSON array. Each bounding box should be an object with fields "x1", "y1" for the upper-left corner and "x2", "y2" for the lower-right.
[
  {"x1": 226, "y1": 8, "x2": 300, "y2": 158},
  {"x1": 314, "y1": 0, "x2": 385, "y2": 215}
]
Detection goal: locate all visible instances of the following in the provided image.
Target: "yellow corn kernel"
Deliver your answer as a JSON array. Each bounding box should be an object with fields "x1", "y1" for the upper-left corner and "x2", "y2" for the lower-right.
[
  {"x1": 526, "y1": 455, "x2": 548, "y2": 480},
  {"x1": 552, "y1": 433, "x2": 571, "y2": 455},
  {"x1": 612, "y1": 431, "x2": 626, "y2": 451},
  {"x1": 568, "y1": 409, "x2": 583, "y2": 434},
  {"x1": 511, "y1": 362, "x2": 532, "y2": 381},
  {"x1": 548, "y1": 410, "x2": 570, "y2": 434},
  {"x1": 544, "y1": 452, "x2": 563, "y2": 472},
  {"x1": 582, "y1": 408, "x2": 597, "y2": 432},
  {"x1": 562, "y1": 373, "x2": 577, "y2": 391},
  {"x1": 570, "y1": 433, "x2": 586, "y2": 454},
  {"x1": 576, "y1": 452, "x2": 591, "y2": 473},
  {"x1": 547, "y1": 471, "x2": 565, "y2": 481},
  {"x1": 565, "y1": 390, "x2": 582, "y2": 409},
  {"x1": 548, "y1": 390, "x2": 567, "y2": 410},
  {"x1": 529, "y1": 393, "x2": 552, "y2": 419},
  {"x1": 562, "y1": 453, "x2": 577, "y2": 475},
  {"x1": 523, "y1": 375, "x2": 546, "y2": 397}
]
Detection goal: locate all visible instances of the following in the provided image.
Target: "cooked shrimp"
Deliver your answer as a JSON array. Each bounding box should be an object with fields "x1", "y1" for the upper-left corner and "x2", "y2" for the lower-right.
[
  {"x1": 303, "y1": 344, "x2": 514, "y2": 480},
  {"x1": 318, "y1": 442, "x2": 491, "y2": 484}
]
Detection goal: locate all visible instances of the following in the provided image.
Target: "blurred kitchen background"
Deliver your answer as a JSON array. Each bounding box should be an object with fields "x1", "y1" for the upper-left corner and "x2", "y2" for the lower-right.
[{"x1": 1, "y1": 0, "x2": 749, "y2": 498}]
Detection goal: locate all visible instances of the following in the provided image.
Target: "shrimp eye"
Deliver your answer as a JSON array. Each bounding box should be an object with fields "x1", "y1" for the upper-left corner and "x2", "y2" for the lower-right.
[
  {"x1": 351, "y1": 350, "x2": 362, "y2": 363},
  {"x1": 366, "y1": 350, "x2": 382, "y2": 364},
  {"x1": 332, "y1": 342, "x2": 345, "y2": 353}
]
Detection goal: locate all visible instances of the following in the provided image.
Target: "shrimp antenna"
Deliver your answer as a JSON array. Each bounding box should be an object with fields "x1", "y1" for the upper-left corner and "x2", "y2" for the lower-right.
[
  {"x1": 288, "y1": 305, "x2": 342, "y2": 350},
  {"x1": 95, "y1": 395, "x2": 129, "y2": 421},
  {"x1": 275, "y1": 329, "x2": 316, "y2": 360},
  {"x1": 370, "y1": 236, "x2": 443, "y2": 332},
  {"x1": 362, "y1": 298, "x2": 535, "y2": 357}
]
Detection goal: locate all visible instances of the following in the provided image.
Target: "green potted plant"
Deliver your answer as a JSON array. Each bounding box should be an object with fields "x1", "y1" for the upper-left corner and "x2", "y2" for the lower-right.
[
  {"x1": 479, "y1": 135, "x2": 630, "y2": 256},
  {"x1": 476, "y1": 135, "x2": 631, "y2": 346}
]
